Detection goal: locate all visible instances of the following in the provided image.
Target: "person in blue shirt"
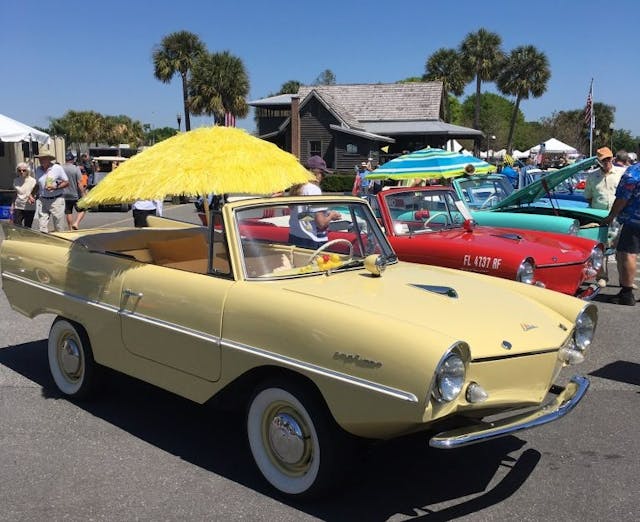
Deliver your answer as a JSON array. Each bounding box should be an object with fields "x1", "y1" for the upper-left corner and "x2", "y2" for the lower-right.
[
  {"x1": 352, "y1": 161, "x2": 372, "y2": 196},
  {"x1": 603, "y1": 162, "x2": 640, "y2": 305},
  {"x1": 501, "y1": 164, "x2": 519, "y2": 188}
]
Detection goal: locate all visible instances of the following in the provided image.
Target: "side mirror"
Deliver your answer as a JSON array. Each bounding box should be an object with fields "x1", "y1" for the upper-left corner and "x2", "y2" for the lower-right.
[{"x1": 364, "y1": 254, "x2": 387, "y2": 277}]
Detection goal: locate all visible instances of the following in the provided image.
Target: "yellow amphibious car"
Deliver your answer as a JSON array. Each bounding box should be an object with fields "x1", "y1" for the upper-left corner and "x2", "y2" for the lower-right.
[{"x1": 0, "y1": 195, "x2": 597, "y2": 498}]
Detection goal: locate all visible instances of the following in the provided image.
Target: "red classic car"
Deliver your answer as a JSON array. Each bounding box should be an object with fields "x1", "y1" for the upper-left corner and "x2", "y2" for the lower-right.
[{"x1": 368, "y1": 186, "x2": 604, "y2": 299}]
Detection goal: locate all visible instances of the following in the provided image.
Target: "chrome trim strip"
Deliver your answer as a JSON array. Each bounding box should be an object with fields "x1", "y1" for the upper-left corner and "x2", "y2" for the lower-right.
[
  {"x1": 3, "y1": 272, "x2": 417, "y2": 403},
  {"x1": 222, "y1": 339, "x2": 418, "y2": 403},
  {"x1": 429, "y1": 375, "x2": 589, "y2": 449},
  {"x1": 472, "y1": 347, "x2": 558, "y2": 363},
  {"x1": 119, "y1": 311, "x2": 222, "y2": 344}
]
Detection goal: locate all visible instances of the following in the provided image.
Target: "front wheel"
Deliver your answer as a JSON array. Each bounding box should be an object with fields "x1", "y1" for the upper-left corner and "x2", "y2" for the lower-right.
[
  {"x1": 48, "y1": 318, "x2": 99, "y2": 399},
  {"x1": 247, "y1": 381, "x2": 349, "y2": 498}
]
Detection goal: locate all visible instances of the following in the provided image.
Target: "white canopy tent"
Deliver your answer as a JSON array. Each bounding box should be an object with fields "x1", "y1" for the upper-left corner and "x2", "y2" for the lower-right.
[
  {"x1": 528, "y1": 138, "x2": 578, "y2": 154},
  {"x1": 0, "y1": 113, "x2": 50, "y2": 145}
]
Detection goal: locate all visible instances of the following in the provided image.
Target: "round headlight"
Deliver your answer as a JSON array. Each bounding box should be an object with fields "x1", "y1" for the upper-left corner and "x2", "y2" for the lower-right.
[
  {"x1": 516, "y1": 259, "x2": 535, "y2": 285},
  {"x1": 590, "y1": 245, "x2": 604, "y2": 272},
  {"x1": 568, "y1": 220, "x2": 580, "y2": 235},
  {"x1": 574, "y1": 308, "x2": 596, "y2": 351},
  {"x1": 434, "y1": 354, "x2": 465, "y2": 402}
]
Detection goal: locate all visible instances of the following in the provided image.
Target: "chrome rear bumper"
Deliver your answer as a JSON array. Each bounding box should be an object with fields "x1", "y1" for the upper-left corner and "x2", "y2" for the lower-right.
[{"x1": 429, "y1": 375, "x2": 589, "y2": 449}]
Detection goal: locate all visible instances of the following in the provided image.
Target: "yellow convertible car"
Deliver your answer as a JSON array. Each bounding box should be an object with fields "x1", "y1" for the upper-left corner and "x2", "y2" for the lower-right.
[{"x1": 0, "y1": 195, "x2": 597, "y2": 498}]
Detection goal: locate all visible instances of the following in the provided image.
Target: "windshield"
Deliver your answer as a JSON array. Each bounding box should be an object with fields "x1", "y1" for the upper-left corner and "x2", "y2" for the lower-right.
[
  {"x1": 234, "y1": 200, "x2": 396, "y2": 279},
  {"x1": 381, "y1": 189, "x2": 472, "y2": 235},
  {"x1": 457, "y1": 176, "x2": 513, "y2": 209}
]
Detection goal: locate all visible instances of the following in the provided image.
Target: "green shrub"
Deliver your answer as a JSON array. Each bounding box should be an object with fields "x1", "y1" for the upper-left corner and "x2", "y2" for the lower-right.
[{"x1": 321, "y1": 173, "x2": 356, "y2": 193}]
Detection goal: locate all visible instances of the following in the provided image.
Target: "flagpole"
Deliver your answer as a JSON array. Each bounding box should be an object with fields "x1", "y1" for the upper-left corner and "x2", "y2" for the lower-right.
[{"x1": 589, "y1": 78, "x2": 596, "y2": 157}]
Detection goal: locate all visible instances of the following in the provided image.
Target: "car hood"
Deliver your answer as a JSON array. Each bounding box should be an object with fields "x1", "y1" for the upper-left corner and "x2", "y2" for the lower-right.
[
  {"x1": 493, "y1": 157, "x2": 597, "y2": 209},
  {"x1": 433, "y1": 226, "x2": 595, "y2": 265},
  {"x1": 280, "y1": 262, "x2": 577, "y2": 358}
]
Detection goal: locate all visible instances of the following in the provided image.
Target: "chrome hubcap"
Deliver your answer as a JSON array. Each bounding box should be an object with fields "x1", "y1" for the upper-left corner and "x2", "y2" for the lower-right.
[
  {"x1": 268, "y1": 412, "x2": 305, "y2": 464},
  {"x1": 59, "y1": 337, "x2": 81, "y2": 379}
]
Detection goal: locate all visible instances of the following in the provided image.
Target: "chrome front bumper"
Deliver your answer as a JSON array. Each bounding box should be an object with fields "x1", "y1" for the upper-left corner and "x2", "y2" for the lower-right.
[{"x1": 429, "y1": 375, "x2": 589, "y2": 449}]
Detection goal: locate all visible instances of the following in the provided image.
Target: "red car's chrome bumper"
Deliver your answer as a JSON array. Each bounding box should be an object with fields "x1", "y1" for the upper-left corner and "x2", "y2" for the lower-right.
[
  {"x1": 576, "y1": 282, "x2": 602, "y2": 300},
  {"x1": 429, "y1": 375, "x2": 589, "y2": 449}
]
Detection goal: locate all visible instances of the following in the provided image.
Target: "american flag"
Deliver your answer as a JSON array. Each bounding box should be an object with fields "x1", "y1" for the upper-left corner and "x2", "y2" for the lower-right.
[
  {"x1": 224, "y1": 112, "x2": 236, "y2": 127},
  {"x1": 584, "y1": 80, "x2": 593, "y2": 128}
]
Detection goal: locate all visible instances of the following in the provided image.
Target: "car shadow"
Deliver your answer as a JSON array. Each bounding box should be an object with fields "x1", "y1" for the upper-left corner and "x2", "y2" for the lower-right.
[
  {"x1": 589, "y1": 360, "x2": 640, "y2": 387},
  {"x1": 0, "y1": 340, "x2": 540, "y2": 518}
]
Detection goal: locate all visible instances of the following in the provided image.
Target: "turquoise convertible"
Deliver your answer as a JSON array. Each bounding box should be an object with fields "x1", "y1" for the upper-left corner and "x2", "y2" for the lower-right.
[{"x1": 448, "y1": 158, "x2": 613, "y2": 247}]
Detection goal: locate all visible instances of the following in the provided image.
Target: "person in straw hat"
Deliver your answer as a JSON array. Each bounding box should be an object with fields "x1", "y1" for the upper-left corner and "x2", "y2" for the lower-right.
[{"x1": 35, "y1": 146, "x2": 69, "y2": 232}]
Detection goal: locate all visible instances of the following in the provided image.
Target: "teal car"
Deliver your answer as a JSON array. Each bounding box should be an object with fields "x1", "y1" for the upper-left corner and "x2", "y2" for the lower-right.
[{"x1": 449, "y1": 158, "x2": 613, "y2": 247}]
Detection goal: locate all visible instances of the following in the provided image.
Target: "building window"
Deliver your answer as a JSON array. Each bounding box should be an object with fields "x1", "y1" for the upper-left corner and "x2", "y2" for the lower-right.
[
  {"x1": 346, "y1": 143, "x2": 357, "y2": 154},
  {"x1": 309, "y1": 140, "x2": 321, "y2": 156}
]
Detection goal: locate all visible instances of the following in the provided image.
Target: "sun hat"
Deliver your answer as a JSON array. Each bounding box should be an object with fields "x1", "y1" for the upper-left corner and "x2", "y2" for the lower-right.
[
  {"x1": 596, "y1": 147, "x2": 613, "y2": 160},
  {"x1": 36, "y1": 146, "x2": 56, "y2": 159},
  {"x1": 307, "y1": 155, "x2": 331, "y2": 173}
]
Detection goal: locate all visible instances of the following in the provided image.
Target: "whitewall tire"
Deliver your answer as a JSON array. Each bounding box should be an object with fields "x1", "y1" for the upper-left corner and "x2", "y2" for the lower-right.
[
  {"x1": 48, "y1": 318, "x2": 98, "y2": 398},
  {"x1": 247, "y1": 382, "x2": 346, "y2": 498}
]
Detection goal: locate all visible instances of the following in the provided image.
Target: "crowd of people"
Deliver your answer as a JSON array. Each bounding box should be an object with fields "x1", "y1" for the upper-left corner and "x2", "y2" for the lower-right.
[{"x1": 9, "y1": 148, "x2": 91, "y2": 232}]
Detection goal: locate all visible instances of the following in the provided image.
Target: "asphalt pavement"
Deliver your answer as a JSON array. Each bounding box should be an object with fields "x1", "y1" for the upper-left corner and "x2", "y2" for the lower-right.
[{"x1": 0, "y1": 206, "x2": 638, "y2": 521}]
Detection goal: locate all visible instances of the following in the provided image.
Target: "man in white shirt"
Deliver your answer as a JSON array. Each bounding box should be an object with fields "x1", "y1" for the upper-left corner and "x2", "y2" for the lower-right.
[
  {"x1": 584, "y1": 147, "x2": 623, "y2": 210},
  {"x1": 132, "y1": 200, "x2": 163, "y2": 227},
  {"x1": 35, "y1": 147, "x2": 69, "y2": 232}
]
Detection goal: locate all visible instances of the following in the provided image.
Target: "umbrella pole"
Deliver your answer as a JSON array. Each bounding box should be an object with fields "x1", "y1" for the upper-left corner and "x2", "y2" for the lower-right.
[{"x1": 204, "y1": 203, "x2": 211, "y2": 228}]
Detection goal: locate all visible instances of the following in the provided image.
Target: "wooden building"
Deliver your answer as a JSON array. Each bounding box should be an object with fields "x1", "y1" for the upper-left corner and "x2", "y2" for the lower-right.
[{"x1": 249, "y1": 82, "x2": 483, "y2": 170}]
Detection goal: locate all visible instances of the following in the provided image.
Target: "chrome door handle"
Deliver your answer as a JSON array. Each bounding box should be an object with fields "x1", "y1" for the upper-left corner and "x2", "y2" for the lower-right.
[{"x1": 122, "y1": 288, "x2": 143, "y2": 298}]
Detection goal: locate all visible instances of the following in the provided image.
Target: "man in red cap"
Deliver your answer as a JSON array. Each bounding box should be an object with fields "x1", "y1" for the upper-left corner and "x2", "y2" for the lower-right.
[{"x1": 584, "y1": 147, "x2": 623, "y2": 210}]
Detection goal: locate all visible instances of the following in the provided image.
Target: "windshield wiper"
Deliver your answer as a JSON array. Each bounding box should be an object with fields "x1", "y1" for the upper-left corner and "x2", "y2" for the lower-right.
[{"x1": 337, "y1": 259, "x2": 366, "y2": 270}]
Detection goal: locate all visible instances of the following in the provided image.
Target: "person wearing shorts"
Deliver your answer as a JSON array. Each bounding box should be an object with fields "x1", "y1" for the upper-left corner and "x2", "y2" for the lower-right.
[
  {"x1": 604, "y1": 162, "x2": 640, "y2": 305},
  {"x1": 62, "y1": 152, "x2": 86, "y2": 230}
]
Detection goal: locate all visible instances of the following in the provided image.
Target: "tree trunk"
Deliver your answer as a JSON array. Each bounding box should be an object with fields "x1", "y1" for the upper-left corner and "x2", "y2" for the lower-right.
[
  {"x1": 473, "y1": 74, "x2": 481, "y2": 130},
  {"x1": 181, "y1": 73, "x2": 191, "y2": 132},
  {"x1": 506, "y1": 96, "x2": 521, "y2": 154}
]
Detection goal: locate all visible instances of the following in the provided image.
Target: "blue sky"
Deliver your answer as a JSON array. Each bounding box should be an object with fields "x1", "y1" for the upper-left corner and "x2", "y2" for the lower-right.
[{"x1": 2, "y1": 0, "x2": 638, "y2": 143}]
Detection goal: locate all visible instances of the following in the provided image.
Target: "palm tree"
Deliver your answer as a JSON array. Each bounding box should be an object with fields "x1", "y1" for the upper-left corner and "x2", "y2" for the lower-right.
[
  {"x1": 459, "y1": 28, "x2": 505, "y2": 132},
  {"x1": 152, "y1": 31, "x2": 206, "y2": 131},
  {"x1": 497, "y1": 45, "x2": 550, "y2": 154},
  {"x1": 278, "y1": 80, "x2": 302, "y2": 95},
  {"x1": 424, "y1": 48, "x2": 472, "y2": 122},
  {"x1": 189, "y1": 51, "x2": 250, "y2": 124}
]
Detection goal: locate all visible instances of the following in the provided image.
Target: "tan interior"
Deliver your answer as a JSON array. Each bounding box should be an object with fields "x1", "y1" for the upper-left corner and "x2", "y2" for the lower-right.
[
  {"x1": 76, "y1": 228, "x2": 325, "y2": 278},
  {"x1": 77, "y1": 227, "x2": 230, "y2": 274}
]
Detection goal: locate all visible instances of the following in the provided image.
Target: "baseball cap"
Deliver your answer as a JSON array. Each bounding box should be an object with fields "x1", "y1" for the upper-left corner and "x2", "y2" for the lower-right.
[
  {"x1": 306, "y1": 155, "x2": 331, "y2": 173},
  {"x1": 65, "y1": 151, "x2": 76, "y2": 161},
  {"x1": 596, "y1": 147, "x2": 613, "y2": 160}
]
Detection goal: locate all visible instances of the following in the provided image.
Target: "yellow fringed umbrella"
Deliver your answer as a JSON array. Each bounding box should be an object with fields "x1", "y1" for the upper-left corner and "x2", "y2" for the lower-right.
[{"x1": 80, "y1": 126, "x2": 312, "y2": 208}]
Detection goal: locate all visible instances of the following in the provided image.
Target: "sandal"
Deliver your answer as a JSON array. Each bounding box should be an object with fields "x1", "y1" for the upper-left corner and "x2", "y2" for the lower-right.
[{"x1": 71, "y1": 225, "x2": 78, "y2": 230}]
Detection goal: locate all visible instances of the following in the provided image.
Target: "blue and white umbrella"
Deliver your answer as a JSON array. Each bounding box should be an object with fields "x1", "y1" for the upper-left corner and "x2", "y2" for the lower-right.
[{"x1": 366, "y1": 147, "x2": 496, "y2": 180}]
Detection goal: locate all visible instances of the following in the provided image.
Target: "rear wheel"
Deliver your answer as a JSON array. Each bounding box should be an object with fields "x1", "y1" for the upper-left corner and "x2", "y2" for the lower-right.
[
  {"x1": 48, "y1": 318, "x2": 99, "y2": 399},
  {"x1": 247, "y1": 380, "x2": 350, "y2": 499}
]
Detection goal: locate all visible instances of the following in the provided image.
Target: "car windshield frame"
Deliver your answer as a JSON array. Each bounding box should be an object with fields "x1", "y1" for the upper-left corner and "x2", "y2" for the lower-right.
[
  {"x1": 231, "y1": 198, "x2": 396, "y2": 280},
  {"x1": 456, "y1": 176, "x2": 514, "y2": 210},
  {"x1": 380, "y1": 188, "x2": 473, "y2": 235}
]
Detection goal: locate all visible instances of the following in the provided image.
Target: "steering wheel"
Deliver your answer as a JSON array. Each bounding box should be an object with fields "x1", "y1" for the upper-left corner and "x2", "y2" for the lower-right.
[
  {"x1": 307, "y1": 238, "x2": 354, "y2": 264},
  {"x1": 480, "y1": 194, "x2": 499, "y2": 209},
  {"x1": 423, "y1": 212, "x2": 451, "y2": 228}
]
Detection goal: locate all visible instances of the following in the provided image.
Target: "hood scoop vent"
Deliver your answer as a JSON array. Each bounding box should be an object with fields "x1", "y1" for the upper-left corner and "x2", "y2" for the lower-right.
[
  {"x1": 410, "y1": 284, "x2": 458, "y2": 299},
  {"x1": 491, "y1": 232, "x2": 523, "y2": 241}
]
